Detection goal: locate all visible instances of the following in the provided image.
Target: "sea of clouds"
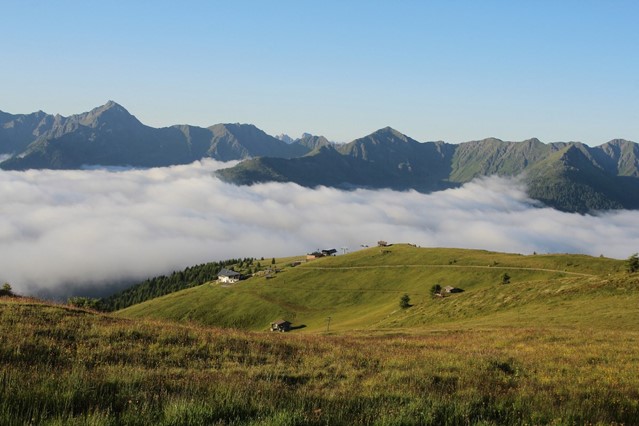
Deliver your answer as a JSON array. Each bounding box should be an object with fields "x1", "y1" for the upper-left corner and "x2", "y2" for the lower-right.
[{"x1": 1, "y1": 159, "x2": 638, "y2": 299}]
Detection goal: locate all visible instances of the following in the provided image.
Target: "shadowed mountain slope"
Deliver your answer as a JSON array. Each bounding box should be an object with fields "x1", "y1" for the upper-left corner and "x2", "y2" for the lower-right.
[
  {"x1": 218, "y1": 127, "x2": 639, "y2": 212},
  {"x1": 218, "y1": 127, "x2": 458, "y2": 192}
]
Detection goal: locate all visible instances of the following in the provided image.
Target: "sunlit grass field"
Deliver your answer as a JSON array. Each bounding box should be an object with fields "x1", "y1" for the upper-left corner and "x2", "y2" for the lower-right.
[
  {"x1": 2, "y1": 245, "x2": 639, "y2": 424},
  {"x1": 2, "y1": 297, "x2": 639, "y2": 425},
  {"x1": 117, "y1": 245, "x2": 627, "y2": 332}
]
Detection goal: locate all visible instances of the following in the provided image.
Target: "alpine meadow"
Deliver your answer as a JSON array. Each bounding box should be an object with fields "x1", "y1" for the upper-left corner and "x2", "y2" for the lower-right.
[
  {"x1": 3, "y1": 1, "x2": 639, "y2": 425},
  {"x1": 3, "y1": 245, "x2": 639, "y2": 424}
]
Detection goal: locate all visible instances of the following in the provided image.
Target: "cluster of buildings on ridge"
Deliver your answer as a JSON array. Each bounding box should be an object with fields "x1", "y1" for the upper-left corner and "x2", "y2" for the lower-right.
[
  {"x1": 216, "y1": 247, "x2": 339, "y2": 285},
  {"x1": 305, "y1": 248, "x2": 337, "y2": 260}
]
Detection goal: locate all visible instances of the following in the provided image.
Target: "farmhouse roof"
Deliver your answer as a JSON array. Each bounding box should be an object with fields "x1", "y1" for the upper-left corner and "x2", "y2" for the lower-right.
[{"x1": 218, "y1": 268, "x2": 241, "y2": 277}]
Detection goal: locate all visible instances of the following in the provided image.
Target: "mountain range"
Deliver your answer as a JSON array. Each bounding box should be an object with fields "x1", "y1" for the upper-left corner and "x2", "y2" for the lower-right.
[
  {"x1": 217, "y1": 127, "x2": 639, "y2": 213},
  {"x1": 2, "y1": 101, "x2": 638, "y2": 213},
  {"x1": 0, "y1": 101, "x2": 324, "y2": 169}
]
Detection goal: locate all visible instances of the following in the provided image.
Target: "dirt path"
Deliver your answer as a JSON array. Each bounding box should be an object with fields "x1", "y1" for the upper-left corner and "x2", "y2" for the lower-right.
[{"x1": 299, "y1": 264, "x2": 596, "y2": 277}]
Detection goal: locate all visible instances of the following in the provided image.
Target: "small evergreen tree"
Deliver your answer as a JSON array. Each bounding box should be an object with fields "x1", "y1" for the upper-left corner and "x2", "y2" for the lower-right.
[
  {"x1": 271, "y1": 257, "x2": 276, "y2": 265},
  {"x1": 399, "y1": 293, "x2": 411, "y2": 309},
  {"x1": 1, "y1": 282, "x2": 13, "y2": 296},
  {"x1": 626, "y1": 253, "x2": 639, "y2": 273},
  {"x1": 501, "y1": 273, "x2": 511, "y2": 284}
]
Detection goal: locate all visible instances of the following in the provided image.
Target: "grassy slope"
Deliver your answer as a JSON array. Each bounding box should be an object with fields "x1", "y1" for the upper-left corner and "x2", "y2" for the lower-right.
[
  {"x1": 3, "y1": 295, "x2": 639, "y2": 424},
  {"x1": 117, "y1": 245, "x2": 631, "y2": 333},
  {"x1": 4, "y1": 246, "x2": 639, "y2": 424}
]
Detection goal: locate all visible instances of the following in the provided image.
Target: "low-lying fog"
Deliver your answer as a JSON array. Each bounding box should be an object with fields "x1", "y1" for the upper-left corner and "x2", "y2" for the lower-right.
[{"x1": 1, "y1": 159, "x2": 638, "y2": 299}]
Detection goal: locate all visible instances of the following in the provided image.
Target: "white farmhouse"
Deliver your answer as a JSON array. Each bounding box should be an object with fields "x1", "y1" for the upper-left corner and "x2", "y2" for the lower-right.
[{"x1": 218, "y1": 268, "x2": 241, "y2": 284}]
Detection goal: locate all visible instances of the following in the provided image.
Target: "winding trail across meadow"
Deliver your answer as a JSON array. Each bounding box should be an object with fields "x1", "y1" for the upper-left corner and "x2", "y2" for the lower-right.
[{"x1": 299, "y1": 264, "x2": 596, "y2": 277}]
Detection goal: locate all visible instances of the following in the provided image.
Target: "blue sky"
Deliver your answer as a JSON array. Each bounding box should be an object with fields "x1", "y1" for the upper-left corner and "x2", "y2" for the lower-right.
[{"x1": 2, "y1": 1, "x2": 638, "y2": 144}]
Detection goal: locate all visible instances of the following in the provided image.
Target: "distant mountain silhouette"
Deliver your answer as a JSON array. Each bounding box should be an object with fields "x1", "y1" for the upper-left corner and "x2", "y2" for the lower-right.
[
  {"x1": 2, "y1": 102, "x2": 638, "y2": 212},
  {"x1": 0, "y1": 101, "x2": 312, "y2": 169}
]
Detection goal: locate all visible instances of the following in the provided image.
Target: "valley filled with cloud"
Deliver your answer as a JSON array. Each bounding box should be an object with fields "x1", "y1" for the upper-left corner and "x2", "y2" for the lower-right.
[{"x1": 1, "y1": 159, "x2": 637, "y2": 298}]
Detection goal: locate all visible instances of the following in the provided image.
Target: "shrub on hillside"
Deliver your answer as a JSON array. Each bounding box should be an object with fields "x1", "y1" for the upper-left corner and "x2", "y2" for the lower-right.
[
  {"x1": 399, "y1": 293, "x2": 411, "y2": 309},
  {"x1": 0, "y1": 283, "x2": 14, "y2": 297},
  {"x1": 67, "y1": 297, "x2": 101, "y2": 310},
  {"x1": 626, "y1": 253, "x2": 639, "y2": 273}
]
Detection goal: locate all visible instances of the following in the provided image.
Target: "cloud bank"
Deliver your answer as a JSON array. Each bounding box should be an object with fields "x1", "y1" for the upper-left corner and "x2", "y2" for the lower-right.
[{"x1": 1, "y1": 160, "x2": 638, "y2": 298}]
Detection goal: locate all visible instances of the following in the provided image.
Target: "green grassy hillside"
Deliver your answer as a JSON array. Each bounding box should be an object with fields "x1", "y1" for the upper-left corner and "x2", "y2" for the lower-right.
[
  {"x1": 3, "y1": 292, "x2": 639, "y2": 424},
  {"x1": 100, "y1": 257, "x2": 254, "y2": 311},
  {"x1": 4, "y1": 246, "x2": 639, "y2": 424},
  {"x1": 117, "y1": 245, "x2": 631, "y2": 333}
]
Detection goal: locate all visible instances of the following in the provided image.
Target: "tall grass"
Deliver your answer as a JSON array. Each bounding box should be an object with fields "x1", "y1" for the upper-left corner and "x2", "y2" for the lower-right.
[{"x1": 2, "y1": 298, "x2": 639, "y2": 424}]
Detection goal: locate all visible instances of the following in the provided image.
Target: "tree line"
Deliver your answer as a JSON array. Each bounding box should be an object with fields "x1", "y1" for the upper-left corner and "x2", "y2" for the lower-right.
[{"x1": 94, "y1": 257, "x2": 254, "y2": 311}]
